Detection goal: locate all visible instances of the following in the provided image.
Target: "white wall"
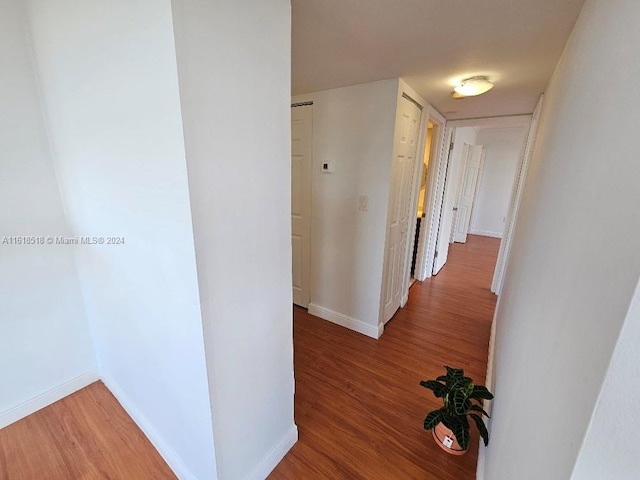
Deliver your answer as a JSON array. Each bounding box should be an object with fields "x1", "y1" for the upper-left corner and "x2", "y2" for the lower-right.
[
  {"x1": 293, "y1": 79, "x2": 399, "y2": 336},
  {"x1": 485, "y1": 0, "x2": 640, "y2": 478},
  {"x1": 571, "y1": 276, "x2": 640, "y2": 480},
  {"x1": 470, "y1": 127, "x2": 526, "y2": 238},
  {"x1": 171, "y1": 1, "x2": 296, "y2": 479},
  {"x1": 0, "y1": 0, "x2": 96, "y2": 423},
  {"x1": 25, "y1": 1, "x2": 217, "y2": 478}
]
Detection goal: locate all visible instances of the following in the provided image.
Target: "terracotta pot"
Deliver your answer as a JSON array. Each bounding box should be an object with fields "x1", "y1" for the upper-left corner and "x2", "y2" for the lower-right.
[{"x1": 432, "y1": 422, "x2": 468, "y2": 455}]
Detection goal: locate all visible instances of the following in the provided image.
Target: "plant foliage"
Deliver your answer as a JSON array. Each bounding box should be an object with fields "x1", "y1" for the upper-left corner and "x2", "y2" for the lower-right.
[{"x1": 420, "y1": 366, "x2": 494, "y2": 450}]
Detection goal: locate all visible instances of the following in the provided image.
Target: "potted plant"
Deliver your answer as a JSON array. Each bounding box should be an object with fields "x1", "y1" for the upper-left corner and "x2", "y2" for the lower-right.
[{"x1": 420, "y1": 366, "x2": 494, "y2": 455}]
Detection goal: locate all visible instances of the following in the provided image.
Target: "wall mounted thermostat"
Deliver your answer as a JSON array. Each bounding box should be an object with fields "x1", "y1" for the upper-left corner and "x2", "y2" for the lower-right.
[{"x1": 321, "y1": 161, "x2": 335, "y2": 173}]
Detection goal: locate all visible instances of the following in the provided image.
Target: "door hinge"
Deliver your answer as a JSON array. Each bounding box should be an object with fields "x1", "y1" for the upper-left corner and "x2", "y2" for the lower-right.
[
  {"x1": 435, "y1": 250, "x2": 439, "y2": 258},
  {"x1": 449, "y1": 141, "x2": 454, "y2": 151}
]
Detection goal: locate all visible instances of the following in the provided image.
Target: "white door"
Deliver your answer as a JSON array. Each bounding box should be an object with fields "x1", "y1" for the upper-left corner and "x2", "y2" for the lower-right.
[
  {"x1": 453, "y1": 145, "x2": 485, "y2": 243},
  {"x1": 291, "y1": 105, "x2": 312, "y2": 307},
  {"x1": 432, "y1": 138, "x2": 456, "y2": 275},
  {"x1": 381, "y1": 96, "x2": 422, "y2": 324}
]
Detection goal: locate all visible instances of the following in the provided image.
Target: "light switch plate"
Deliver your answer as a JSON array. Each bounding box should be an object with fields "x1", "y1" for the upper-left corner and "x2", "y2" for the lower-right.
[{"x1": 359, "y1": 195, "x2": 369, "y2": 211}]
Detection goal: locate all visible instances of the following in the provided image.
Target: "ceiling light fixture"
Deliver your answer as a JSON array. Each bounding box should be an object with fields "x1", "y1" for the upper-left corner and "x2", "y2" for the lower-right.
[{"x1": 453, "y1": 76, "x2": 494, "y2": 98}]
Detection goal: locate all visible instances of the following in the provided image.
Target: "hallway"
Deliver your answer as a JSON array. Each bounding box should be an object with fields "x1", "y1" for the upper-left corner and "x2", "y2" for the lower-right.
[{"x1": 270, "y1": 235, "x2": 501, "y2": 479}]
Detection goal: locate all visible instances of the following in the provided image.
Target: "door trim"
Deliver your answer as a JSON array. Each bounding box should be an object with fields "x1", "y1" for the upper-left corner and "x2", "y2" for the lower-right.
[
  {"x1": 491, "y1": 96, "x2": 543, "y2": 294},
  {"x1": 421, "y1": 121, "x2": 452, "y2": 280},
  {"x1": 412, "y1": 105, "x2": 447, "y2": 281},
  {"x1": 291, "y1": 103, "x2": 313, "y2": 307},
  {"x1": 420, "y1": 114, "x2": 532, "y2": 282}
]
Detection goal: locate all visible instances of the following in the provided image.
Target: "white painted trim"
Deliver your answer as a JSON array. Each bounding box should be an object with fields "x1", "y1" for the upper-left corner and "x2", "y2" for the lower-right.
[
  {"x1": 308, "y1": 303, "x2": 383, "y2": 339},
  {"x1": 419, "y1": 112, "x2": 449, "y2": 281},
  {"x1": 491, "y1": 97, "x2": 543, "y2": 294},
  {"x1": 476, "y1": 443, "x2": 487, "y2": 480},
  {"x1": 476, "y1": 313, "x2": 498, "y2": 480},
  {"x1": 0, "y1": 370, "x2": 99, "y2": 429},
  {"x1": 448, "y1": 115, "x2": 531, "y2": 129},
  {"x1": 291, "y1": 92, "x2": 316, "y2": 104},
  {"x1": 243, "y1": 425, "x2": 298, "y2": 480},
  {"x1": 102, "y1": 375, "x2": 199, "y2": 480},
  {"x1": 401, "y1": 292, "x2": 409, "y2": 307},
  {"x1": 469, "y1": 229, "x2": 503, "y2": 239},
  {"x1": 399, "y1": 80, "x2": 429, "y2": 315},
  {"x1": 465, "y1": 146, "x2": 487, "y2": 243}
]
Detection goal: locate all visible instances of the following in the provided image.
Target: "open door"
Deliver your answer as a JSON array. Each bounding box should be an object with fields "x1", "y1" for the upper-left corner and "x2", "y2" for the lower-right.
[
  {"x1": 291, "y1": 104, "x2": 312, "y2": 307},
  {"x1": 453, "y1": 145, "x2": 485, "y2": 243},
  {"x1": 381, "y1": 94, "x2": 422, "y2": 324},
  {"x1": 431, "y1": 139, "x2": 455, "y2": 275}
]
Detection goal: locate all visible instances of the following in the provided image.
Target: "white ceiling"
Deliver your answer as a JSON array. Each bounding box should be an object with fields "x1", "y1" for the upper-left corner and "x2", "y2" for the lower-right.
[{"x1": 292, "y1": 0, "x2": 585, "y2": 119}]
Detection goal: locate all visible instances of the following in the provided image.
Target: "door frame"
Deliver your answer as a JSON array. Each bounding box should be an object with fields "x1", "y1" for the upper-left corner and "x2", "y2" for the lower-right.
[
  {"x1": 419, "y1": 120, "x2": 452, "y2": 281},
  {"x1": 382, "y1": 81, "x2": 427, "y2": 318},
  {"x1": 491, "y1": 97, "x2": 544, "y2": 294},
  {"x1": 291, "y1": 101, "x2": 313, "y2": 307},
  {"x1": 455, "y1": 145, "x2": 487, "y2": 244},
  {"x1": 410, "y1": 107, "x2": 447, "y2": 284},
  {"x1": 419, "y1": 114, "x2": 533, "y2": 282},
  {"x1": 399, "y1": 91, "x2": 447, "y2": 305},
  {"x1": 290, "y1": 93, "x2": 316, "y2": 307},
  {"x1": 460, "y1": 143, "x2": 487, "y2": 244}
]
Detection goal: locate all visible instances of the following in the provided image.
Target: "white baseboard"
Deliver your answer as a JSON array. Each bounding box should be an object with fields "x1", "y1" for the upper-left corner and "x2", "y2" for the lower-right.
[
  {"x1": 401, "y1": 292, "x2": 409, "y2": 307},
  {"x1": 476, "y1": 443, "x2": 486, "y2": 480},
  {"x1": 469, "y1": 229, "x2": 503, "y2": 239},
  {"x1": 244, "y1": 424, "x2": 298, "y2": 480},
  {"x1": 308, "y1": 303, "x2": 382, "y2": 339},
  {"x1": 476, "y1": 316, "x2": 497, "y2": 480},
  {"x1": 102, "y1": 375, "x2": 198, "y2": 480},
  {"x1": 0, "y1": 370, "x2": 99, "y2": 429}
]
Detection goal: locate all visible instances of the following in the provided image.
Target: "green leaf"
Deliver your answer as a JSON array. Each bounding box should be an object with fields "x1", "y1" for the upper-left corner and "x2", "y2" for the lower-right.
[
  {"x1": 419, "y1": 380, "x2": 447, "y2": 397},
  {"x1": 452, "y1": 416, "x2": 470, "y2": 450},
  {"x1": 463, "y1": 381, "x2": 475, "y2": 397},
  {"x1": 436, "y1": 375, "x2": 448, "y2": 383},
  {"x1": 471, "y1": 414, "x2": 490, "y2": 446},
  {"x1": 469, "y1": 385, "x2": 494, "y2": 400},
  {"x1": 450, "y1": 376, "x2": 472, "y2": 390},
  {"x1": 424, "y1": 410, "x2": 443, "y2": 430},
  {"x1": 445, "y1": 366, "x2": 464, "y2": 379},
  {"x1": 469, "y1": 404, "x2": 490, "y2": 418},
  {"x1": 452, "y1": 389, "x2": 469, "y2": 415}
]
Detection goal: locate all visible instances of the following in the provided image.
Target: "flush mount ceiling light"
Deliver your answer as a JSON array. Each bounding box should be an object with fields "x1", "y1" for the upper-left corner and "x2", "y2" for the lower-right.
[{"x1": 453, "y1": 76, "x2": 494, "y2": 98}]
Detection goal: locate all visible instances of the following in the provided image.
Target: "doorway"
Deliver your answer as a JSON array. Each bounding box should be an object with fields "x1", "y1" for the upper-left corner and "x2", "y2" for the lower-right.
[
  {"x1": 380, "y1": 93, "x2": 423, "y2": 324},
  {"x1": 408, "y1": 109, "x2": 446, "y2": 285},
  {"x1": 408, "y1": 120, "x2": 434, "y2": 287},
  {"x1": 291, "y1": 103, "x2": 312, "y2": 307},
  {"x1": 419, "y1": 115, "x2": 535, "y2": 290}
]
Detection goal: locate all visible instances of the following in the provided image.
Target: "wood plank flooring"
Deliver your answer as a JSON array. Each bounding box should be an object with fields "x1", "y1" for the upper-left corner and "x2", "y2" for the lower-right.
[
  {"x1": 0, "y1": 382, "x2": 175, "y2": 480},
  {"x1": 0, "y1": 235, "x2": 499, "y2": 480},
  {"x1": 269, "y1": 235, "x2": 501, "y2": 480}
]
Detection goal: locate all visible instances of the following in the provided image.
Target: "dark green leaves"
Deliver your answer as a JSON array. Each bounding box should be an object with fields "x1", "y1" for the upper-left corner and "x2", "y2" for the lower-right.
[
  {"x1": 452, "y1": 389, "x2": 469, "y2": 415},
  {"x1": 445, "y1": 366, "x2": 464, "y2": 379},
  {"x1": 469, "y1": 404, "x2": 490, "y2": 418},
  {"x1": 469, "y1": 385, "x2": 494, "y2": 400},
  {"x1": 424, "y1": 410, "x2": 443, "y2": 430},
  {"x1": 421, "y1": 366, "x2": 494, "y2": 450},
  {"x1": 420, "y1": 380, "x2": 447, "y2": 398},
  {"x1": 471, "y1": 414, "x2": 490, "y2": 446},
  {"x1": 451, "y1": 416, "x2": 470, "y2": 450}
]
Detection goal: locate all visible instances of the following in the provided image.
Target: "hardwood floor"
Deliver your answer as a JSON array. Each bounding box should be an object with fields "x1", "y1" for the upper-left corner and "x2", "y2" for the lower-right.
[
  {"x1": 270, "y1": 235, "x2": 501, "y2": 480},
  {"x1": 0, "y1": 235, "x2": 499, "y2": 480},
  {"x1": 0, "y1": 382, "x2": 175, "y2": 480}
]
